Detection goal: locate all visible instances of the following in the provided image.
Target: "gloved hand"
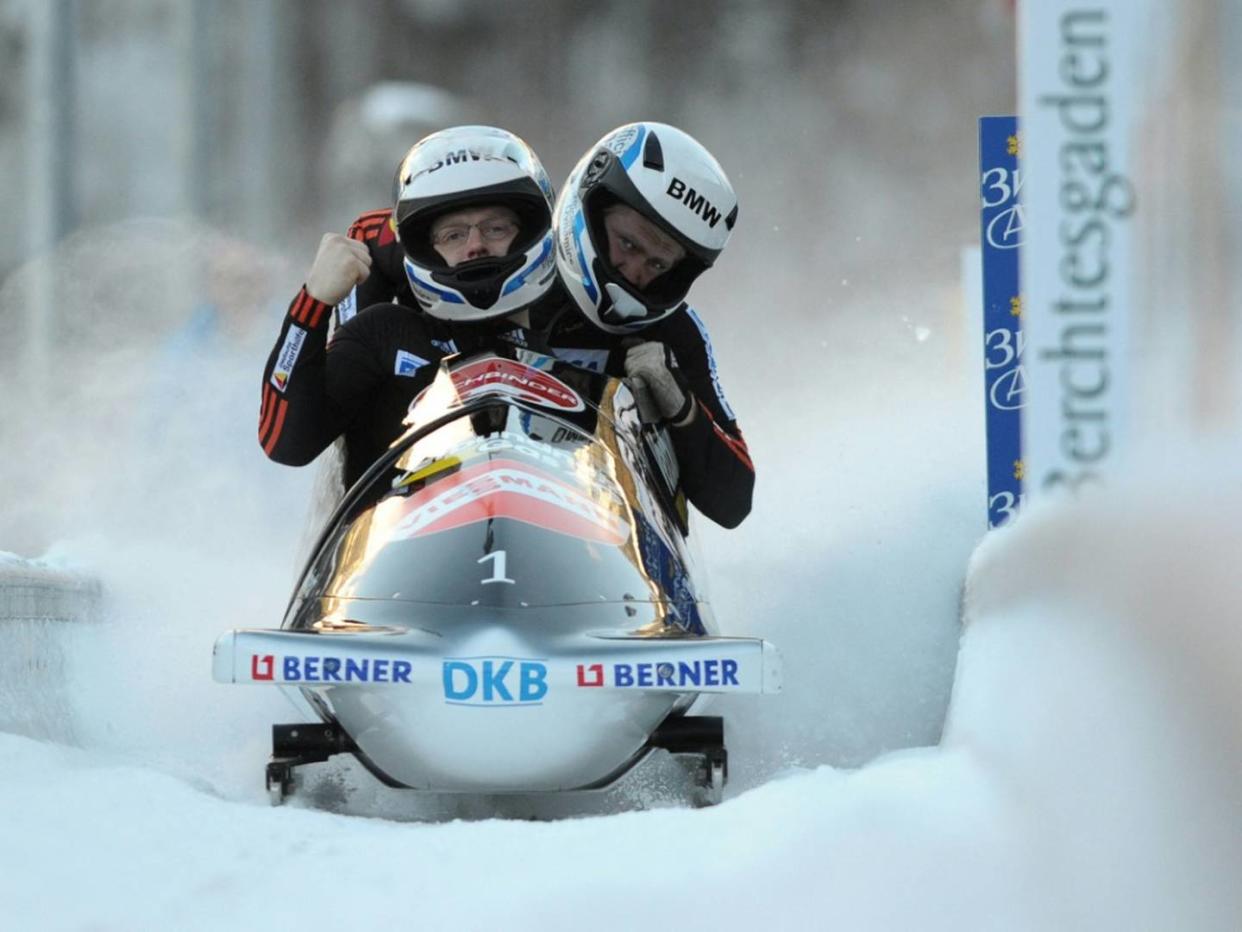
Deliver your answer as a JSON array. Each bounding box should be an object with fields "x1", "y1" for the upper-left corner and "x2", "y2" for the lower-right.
[
  {"x1": 624, "y1": 341, "x2": 695, "y2": 426},
  {"x1": 305, "y1": 233, "x2": 372, "y2": 305}
]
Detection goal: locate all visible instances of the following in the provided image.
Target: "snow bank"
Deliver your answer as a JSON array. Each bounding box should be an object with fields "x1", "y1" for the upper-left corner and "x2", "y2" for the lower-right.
[{"x1": 947, "y1": 454, "x2": 1242, "y2": 929}]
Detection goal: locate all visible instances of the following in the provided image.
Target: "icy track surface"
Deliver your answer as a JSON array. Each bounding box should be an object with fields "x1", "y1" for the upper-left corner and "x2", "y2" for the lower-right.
[{"x1": 2, "y1": 237, "x2": 1240, "y2": 928}]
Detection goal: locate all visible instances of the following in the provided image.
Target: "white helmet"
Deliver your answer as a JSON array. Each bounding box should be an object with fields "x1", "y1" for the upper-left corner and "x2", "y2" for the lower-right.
[
  {"x1": 394, "y1": 125, "x2": 557, "y2": 322},
  {"x1": 553, "y1": 122, "x2": 738, "y2": 333}
]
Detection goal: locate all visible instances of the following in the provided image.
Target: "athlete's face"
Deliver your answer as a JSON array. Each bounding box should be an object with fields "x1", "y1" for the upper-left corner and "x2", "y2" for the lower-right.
[
  {"x1": 430, "y1": 206, "x2": 520, "y2": 266},
  {"x1": 602, "y1": 205, "x2": 686, "y2": 290}
]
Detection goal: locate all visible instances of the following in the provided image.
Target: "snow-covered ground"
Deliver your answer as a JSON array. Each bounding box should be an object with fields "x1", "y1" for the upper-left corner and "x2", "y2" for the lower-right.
[{"x1": 3, "y1": 231, "x2": 1241, "y2": 929}]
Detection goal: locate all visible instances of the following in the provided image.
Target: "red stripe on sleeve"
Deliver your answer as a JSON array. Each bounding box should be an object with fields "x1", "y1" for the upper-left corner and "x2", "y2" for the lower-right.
[
  {"x1": 262, "y1": 398, "x2": 289, "y2": 455},
  {"x1": 290, "y1": 288, "x2": 331, "y2": 329},
  {"x1": 308, "y1": 300, "x2": 328, "y2": 329},
  {"x1": 259, "y1": 385, "x2": 277, "y2": 440},
  {"x1": 701, "y1": 401, "x2": 755, "y2": 472},
  {"x1": 290, "y1": 291, "x2": 310, "y2": 325},
  {"x1": 348, "y1": 209, "x2": 390, "y2": 240}
]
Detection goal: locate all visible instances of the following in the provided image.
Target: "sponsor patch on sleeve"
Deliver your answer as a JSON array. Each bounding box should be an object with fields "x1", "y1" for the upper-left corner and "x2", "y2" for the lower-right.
[
  {"x1": 395, "y1": 349, "x2": 431, "y2": 377},
  {"x1": 270, "y1": 325, "x2": 307, "y2": 393},
  {"x1": 337, "y1": 287, "x2": 358, "y2": 325}
]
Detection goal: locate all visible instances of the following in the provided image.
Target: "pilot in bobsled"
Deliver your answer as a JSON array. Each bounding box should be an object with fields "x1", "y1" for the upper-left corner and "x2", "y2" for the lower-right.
[{"x1": 220, "y1": 123, "x2": 779, "y2": 806}]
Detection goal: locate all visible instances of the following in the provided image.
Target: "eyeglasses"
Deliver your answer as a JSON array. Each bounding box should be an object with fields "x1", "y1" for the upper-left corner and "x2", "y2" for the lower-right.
[{"x1": 430, "y1": 219, "x2": 519, "y2": 247}]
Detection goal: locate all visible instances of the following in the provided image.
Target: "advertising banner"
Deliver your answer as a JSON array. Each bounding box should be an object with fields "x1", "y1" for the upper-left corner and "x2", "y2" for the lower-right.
[
  {"x1": 979, "y1": 116, "x2": 1024, "y2": 527},
  {"x1": 1018, "y1": 4, "x2": 1152, "y2": 496}
]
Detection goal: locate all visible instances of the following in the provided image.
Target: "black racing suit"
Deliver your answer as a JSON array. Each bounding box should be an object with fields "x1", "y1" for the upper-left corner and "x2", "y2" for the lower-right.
[{"x1": 261, "y1": 209, "x2": 754, "y2": 528}]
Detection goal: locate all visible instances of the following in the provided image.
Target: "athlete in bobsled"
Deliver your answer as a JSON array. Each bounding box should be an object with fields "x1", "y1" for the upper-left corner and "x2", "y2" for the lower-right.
[
  {"x1": 273, "y1": 121, "x2": 754, "y2": 528},
  {"x1": 227, "y1": 125, "x2": 778, "y2": 807}
]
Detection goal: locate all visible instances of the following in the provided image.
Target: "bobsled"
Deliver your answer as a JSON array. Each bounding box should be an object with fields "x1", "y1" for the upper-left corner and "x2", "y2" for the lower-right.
[{"x1": 213, "y1": 346, "x2": 780, "y2": 807}]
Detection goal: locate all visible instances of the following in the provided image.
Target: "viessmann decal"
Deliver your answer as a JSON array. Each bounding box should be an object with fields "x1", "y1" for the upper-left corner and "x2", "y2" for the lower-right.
[
  {"x1": 449, "y1": 357, "x2": 585, "y2": 412},
  {"x1": 390, "y1": 457, "x2": 628, "y2": 545}
]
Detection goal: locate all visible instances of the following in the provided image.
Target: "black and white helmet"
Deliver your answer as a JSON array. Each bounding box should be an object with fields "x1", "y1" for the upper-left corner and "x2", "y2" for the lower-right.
[
  {"x1": 394, "y1": 125, "x2": 557, "y2": 322},
  {"x1": 553, "y1": 122, "x2": 738, "y2": 334}
]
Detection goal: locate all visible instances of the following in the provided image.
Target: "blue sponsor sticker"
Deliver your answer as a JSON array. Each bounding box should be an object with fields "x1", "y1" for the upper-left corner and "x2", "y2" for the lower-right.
[
  {"x1": 632, "y1": 513, "x2": 704, "y2": 634},
  {"x1": 979, "y1": 116, "x2": 1025, "y2": 527},
  {"x1": 395, "y1": 349, "x2": 430, "y2": 377}
]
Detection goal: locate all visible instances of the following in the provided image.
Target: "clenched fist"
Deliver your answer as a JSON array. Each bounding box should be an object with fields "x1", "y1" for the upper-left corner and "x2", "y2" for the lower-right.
[{"x1": 304, "y1": 233, "x2": 372, "y2": 305}]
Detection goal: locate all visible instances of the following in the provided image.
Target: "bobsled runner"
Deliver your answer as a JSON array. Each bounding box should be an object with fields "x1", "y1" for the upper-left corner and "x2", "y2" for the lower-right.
[{"x1": 213, "y1": 346, "x2": 780, "y2": 808}]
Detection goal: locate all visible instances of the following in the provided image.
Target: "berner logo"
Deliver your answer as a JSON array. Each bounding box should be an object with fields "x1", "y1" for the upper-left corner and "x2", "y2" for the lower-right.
[{"x1": 666, "y1": 177, "x2": 723, "y2": 227}]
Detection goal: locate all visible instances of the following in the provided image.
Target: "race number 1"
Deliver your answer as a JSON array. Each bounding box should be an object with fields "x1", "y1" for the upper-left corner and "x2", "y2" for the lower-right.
[{"x1": 478, "y1": 550, "x2": 516, "y2": 586}]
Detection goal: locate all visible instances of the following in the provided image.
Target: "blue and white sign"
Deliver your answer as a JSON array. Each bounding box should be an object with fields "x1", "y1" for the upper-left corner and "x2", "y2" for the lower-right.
[{"x1": 979, "y1": 115, "x2": 1025, "y2": 527}]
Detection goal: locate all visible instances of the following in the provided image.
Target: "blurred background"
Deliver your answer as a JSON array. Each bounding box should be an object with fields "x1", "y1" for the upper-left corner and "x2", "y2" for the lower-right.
[{"x1": 0, "y1": 0, "x2": 1017, "y2": 345}]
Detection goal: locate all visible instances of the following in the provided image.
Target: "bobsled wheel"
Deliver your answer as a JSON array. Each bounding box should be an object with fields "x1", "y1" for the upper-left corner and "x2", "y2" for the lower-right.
[
  {"x1": 694, "y1": 751, "x2": 727, "y2": 808},
  {"x1": 266, "y1": 761, "x2": 294, "y2": 807},
  {"x1": 707, "y1": 758, "x2": 726, "y2": 803}
]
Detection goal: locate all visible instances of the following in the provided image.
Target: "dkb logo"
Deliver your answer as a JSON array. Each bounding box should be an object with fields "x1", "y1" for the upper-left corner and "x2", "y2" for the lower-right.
[{"x1": 442, "y1": 658, "x2": 548, "y2": 706}]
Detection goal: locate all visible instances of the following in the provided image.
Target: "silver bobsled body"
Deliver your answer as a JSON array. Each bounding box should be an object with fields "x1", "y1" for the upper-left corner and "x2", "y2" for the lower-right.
[{"x1": 214, "y1": 347, "x2": 780, "y2": 796}]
